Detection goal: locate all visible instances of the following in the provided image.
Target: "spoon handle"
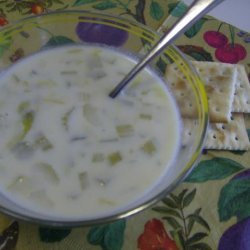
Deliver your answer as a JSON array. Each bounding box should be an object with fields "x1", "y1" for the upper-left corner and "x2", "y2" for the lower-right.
[{"x1": 109, "y1": 0, "x2": 224, "y2": 98}]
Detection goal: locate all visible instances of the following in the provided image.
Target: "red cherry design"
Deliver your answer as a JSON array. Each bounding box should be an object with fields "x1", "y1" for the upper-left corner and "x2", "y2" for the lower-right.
[
  {"x1": 230, "y1": 43, "x2": 247, "y2": 60},
  {"x1": 31, "y1": 4, "x2": 44, "y2": 15},
  {"x1": 215, "y1": 47, "x2": 238, "y2": 63},
  {"x1": 204, "y1": 31, "x2": 228, "y2": 48},
  {"x1": 0, "y1": 16, "x2": 8, "y2": 26},
  {"x1": 215, "y1": 43, "x2": 247, "y2": 63}
]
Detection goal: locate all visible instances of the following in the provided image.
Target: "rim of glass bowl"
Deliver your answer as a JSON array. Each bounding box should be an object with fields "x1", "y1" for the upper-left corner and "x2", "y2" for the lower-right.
[{"x1": 0, "y1": 10, "x2": 209, "y2": 227}]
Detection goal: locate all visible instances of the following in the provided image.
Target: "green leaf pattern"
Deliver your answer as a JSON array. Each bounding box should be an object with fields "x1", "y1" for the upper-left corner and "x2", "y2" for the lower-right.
[
  {"x1": 184, "y1": 18, "x2": 208, "y2": 38},
  {"x1": 73, "y1": 0, "x2": 98, "y2": 6},
  {"x1": 168, "y1": 2, "x2": 187, "y2": 17},
  {"x1": 39, "y1": 227, "x2": 71, "y2": 242},
  {"x1": 185, "y1": 157, "x2": 245, "y2": 182},
  {"x1": 153, "y1": 188, "x2": 211, "y2": 249},
  {"x1": 150, "y1": 1, "x2": 164, "y2": 21},
  {"x1": 218, "y1": 178, "x2": 250, "y2": 222},
  {"x1": 87, "y1": 220, "x2": 126, "y2": 250},
  {"x1": 43, "y1": 36, "x2": 76, "y2": 48},
  {"x1": 92, "y1": 1, "x2": 117, "y2": 10}
]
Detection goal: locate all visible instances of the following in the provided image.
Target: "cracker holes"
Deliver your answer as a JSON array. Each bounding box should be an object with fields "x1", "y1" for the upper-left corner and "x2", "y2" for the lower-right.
[
  {"x1": 219, "y1": 89, "x2": 224, "y2": 93},
  {"x1": 213, "y1": 134, "x2": 217, "y2": 139},
  {"x1": 221, "y1": 125, "x2": 225, "y2": 130},
  {"x1": 235, "y1": 136, "x2": 239, "y2": 141},
  {"x1": 215, "y1": 107, "x2": 220, "y2": 112},
  {"x1": 230, "y1": 116, "x2": 234, "y2": 121},
  {"x1": 189, "y1": 103, "x2": 193, "y2": 108},
  {"x1": 180, "y1": 92, "x2": 185, "y2": 97},
  {"x1": 246, "y1": 100, "x2": 250, "y2": 105}
]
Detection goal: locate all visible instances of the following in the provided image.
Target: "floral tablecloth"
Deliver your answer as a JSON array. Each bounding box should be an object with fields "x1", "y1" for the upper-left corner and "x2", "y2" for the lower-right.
[{"x1": 0, "y1": 1, "x2": 249, "y2": 250}]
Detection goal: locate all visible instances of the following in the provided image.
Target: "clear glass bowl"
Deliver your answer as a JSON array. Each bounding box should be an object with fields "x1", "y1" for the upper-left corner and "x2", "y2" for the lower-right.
[{"x1": 0, "y1": 11, "x2": 208, "y2": 227}]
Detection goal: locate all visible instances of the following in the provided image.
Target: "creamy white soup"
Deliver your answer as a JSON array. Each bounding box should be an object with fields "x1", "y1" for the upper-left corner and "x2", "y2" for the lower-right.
[{"x1": 0, "y1": 45, "x2": 181, "y2": 218}]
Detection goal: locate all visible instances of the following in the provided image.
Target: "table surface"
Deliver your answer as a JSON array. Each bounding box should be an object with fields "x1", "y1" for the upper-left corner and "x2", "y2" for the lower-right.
[{"x1": 0, "y1": 1, "x2": 249, "y2": 250}]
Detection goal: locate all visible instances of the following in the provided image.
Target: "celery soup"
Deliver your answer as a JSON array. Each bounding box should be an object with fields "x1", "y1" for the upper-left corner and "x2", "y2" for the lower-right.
[{"x1": 0, "y1": 45, "x2": 181, "y2": 218}]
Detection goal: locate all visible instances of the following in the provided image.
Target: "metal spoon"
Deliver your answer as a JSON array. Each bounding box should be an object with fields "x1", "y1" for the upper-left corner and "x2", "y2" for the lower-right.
[{"x1": 109, "y1": 0, "x2": 224, "y2": 98}]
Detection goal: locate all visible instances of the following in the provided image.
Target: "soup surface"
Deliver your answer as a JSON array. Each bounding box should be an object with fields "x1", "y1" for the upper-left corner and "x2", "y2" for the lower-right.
[{"x1": 0, "y1": 45, "x2": 181, "y2": 218}]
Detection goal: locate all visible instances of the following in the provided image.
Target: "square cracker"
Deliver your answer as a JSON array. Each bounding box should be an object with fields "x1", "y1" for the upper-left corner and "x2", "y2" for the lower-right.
[
  {"x1": 165, "y1": 61, "x2": 237, "y2": 123},
  {"x1": 182, "y1": 114, "x2": 250, "y2": 150},
  {"x1": 205, "y1": 113, "x2": 250, "y2": 150},
  {"x1": 232, "y1": 64, "x2": 250, "y2": 112}
]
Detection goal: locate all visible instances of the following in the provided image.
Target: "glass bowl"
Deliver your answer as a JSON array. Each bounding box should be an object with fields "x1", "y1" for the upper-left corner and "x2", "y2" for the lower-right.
[{"x1": 0, "y1": 11, "x2": 208, "y2": 227}]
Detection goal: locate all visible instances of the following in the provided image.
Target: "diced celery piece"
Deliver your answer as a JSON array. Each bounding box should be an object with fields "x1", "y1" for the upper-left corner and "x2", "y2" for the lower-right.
[
  {"x1": 7, "y1": 109, "x2": 34, "y2": 147},
  {"x1": 36, "y1": 162, "x2": 59, "y2": 184},
  {"x1": 29, "y1": 190, "x2": 54, "y2": 208},
  {"x1": 152, "y1": 85, "x2": 166, "y2": 98},
  {"x1": 92, "y1": 153, "x2": 104, "y2": 163},
  {"x1": 108, "y1": 151, "x2": 122, "y2": 166},
  {"x1": 130, "y1": 77, "x2": 142, "y2": 89},
  {"x1": 98, "y1": 198, "x2": 115, "y2": 206},
  {"x1": 23, "y1": 81, "x2": 30, "y2": 91},
  {"x1": 62, "y1": 107, "x2": 74, "y2": 130},
  {"x1": 141, "y1": 90, "x2": 150, "y2": 95},
  {"x1": 78, "y1": 172, "x2": 88, "y2": 190},
  {"x1": 35, "y1": 135, "x2": 53, "y2": 151},
  {"x1": 17, "y1": 101, "x2": 29, "y2": 114},
  {"x1": 7, "y1": 175, "x2": 33, "y2": 196},
  {"x1": 116, "y1": 124, "x2": 134, "y2": 137},
  {"x1": 43, "y1": 98, "x2": 64, "y2": 104},
  {"x1": 88, "y1": 70, "x2": 106, "y2": 80},
  {"x1": 83, "y1": 103, "x2": 100, "y2": 126},
  {"x1": 141, "y1": 140, "x2": 156, "y2": 155},
  {"x1": 139, "y1": 113, "x2": 152, "y2": 120},
  {"x1": 22, "y1": 111, "x2": 34, "y2": 136},
  {"x1": 12, "y1": 74, "x2": 20, "y2": 82}
]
